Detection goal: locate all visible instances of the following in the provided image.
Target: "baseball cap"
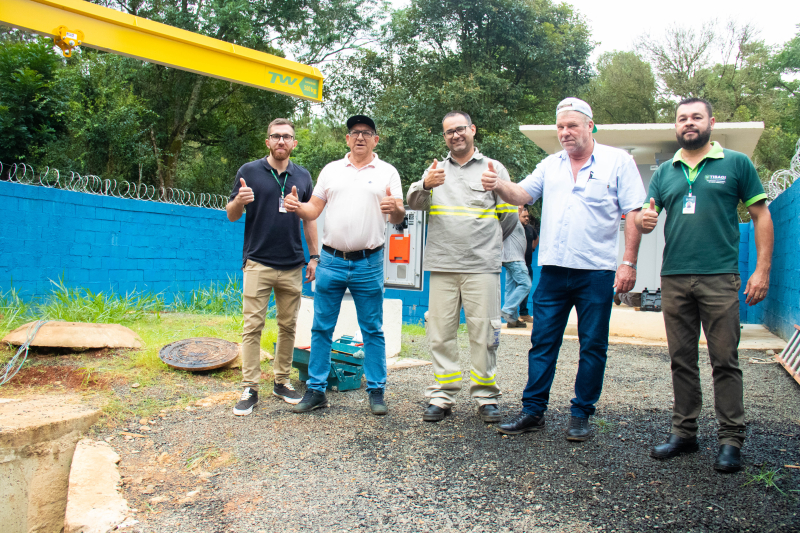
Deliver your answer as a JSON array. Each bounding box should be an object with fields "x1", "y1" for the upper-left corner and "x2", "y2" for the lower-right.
[
  {"x1": 556, "y1": 98, "x2": 597, "y2": 132},
  {"x1": 346, "y1": 115, "x2": 377, "y2": 133}
]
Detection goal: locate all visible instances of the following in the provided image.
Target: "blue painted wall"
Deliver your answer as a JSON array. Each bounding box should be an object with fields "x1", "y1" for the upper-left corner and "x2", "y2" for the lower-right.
[
  {"x1": 0, "y1": 181, "x2": 244, "y2": 300},
  {"x1": 760, "y1": 180, "x2": 800, "y2": 340}
]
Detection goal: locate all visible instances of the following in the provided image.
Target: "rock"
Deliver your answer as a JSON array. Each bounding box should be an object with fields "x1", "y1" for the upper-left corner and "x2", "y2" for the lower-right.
[
  {"x1": 65, "y1": 439, "x2": 131, "y2": 533},
  {"x1": 148, "y1": 495, "x2": 170, "y2": 504},
  {"x1": 2, "y1": 321, "x2": 142, "y2": 349},
  {"x1": 131, "y1": 383, "x2": 140, "y2": 389},
  {"x1": 0, "y1": 395, "x2": 101, "y2": 533},
  {"x1": 195, "y1": 391, "x2": 240, "y2": 408},
  {"x1": 139, "y1": 418, "x2": 149, "y2": 425}
]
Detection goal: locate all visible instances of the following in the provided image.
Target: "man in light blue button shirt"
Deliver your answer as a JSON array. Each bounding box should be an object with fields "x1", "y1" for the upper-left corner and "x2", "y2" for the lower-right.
[{"x1": 482, "y1": 98, "x2": 646, "y2": 441}]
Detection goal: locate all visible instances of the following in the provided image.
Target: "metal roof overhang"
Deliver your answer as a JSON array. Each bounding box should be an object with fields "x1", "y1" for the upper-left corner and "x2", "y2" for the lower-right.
[{"x1": 519, "y1": 122, "x2": 765, "y2": 165}]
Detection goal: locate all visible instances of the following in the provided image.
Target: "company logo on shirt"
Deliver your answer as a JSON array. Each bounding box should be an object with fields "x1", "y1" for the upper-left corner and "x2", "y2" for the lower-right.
[{"x1": 705, "y1": 175, "x2": 727, "y2": 184}]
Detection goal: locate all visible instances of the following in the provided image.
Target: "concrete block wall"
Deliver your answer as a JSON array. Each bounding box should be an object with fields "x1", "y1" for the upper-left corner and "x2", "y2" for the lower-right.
[
  {"x1": 0, "y1": 181, "x2": 244, "y2": 300},
  {"x1": 761, "y1": 180, "x2": 800, "y2": 341}
]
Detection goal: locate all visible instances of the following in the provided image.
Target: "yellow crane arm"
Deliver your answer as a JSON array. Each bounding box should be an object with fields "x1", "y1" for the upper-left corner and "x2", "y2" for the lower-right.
[{"x1": 0, "y1": 0, "x2": 324, "y2": 102}]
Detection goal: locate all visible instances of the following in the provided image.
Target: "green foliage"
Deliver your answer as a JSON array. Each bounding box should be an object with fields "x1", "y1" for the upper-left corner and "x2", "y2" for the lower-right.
[
  {"x1": 583, "y1": 51, "x2": 659, "y2": 124},
  {"x1": 743, "y1": 466, "x2": 786, "y2": 495},
  {"x1": 170, "y1": 276, "x2": 246, "y2": 316},
  {"x1": 291, "y1": 120, "x2": 349, "y2": 180},
  {"x1": 0, "y1": 36, "x2": 66, "y2": 162}
]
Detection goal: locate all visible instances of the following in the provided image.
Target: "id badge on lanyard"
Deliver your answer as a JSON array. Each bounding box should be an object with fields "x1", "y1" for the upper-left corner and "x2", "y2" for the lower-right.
[
  {"x1": 681, "y1": 160, "x2": 705, "y2": 216},
  {"x1": 278, "y1": 196, "x2": 287, "y2": 213},
  {"x1": 271, "y1": 169, "x2": 289, "y2": 214}
]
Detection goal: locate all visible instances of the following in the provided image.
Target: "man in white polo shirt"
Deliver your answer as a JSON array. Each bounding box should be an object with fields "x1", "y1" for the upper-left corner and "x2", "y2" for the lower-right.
[
  {"x1": 481, "y1": 98, "x2": 646, "y2": 441},
  {"x1": 284, "y1": 115, "x2": 405, "y2": 415}
]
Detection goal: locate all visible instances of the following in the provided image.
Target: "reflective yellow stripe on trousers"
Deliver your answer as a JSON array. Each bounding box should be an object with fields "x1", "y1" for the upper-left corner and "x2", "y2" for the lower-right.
[
  {"x1": 434, "y1": 371, "x2": 462, "y2": 384},
  {"x1": 470, "y1": 370, "x2": 496, "y2": 386}
]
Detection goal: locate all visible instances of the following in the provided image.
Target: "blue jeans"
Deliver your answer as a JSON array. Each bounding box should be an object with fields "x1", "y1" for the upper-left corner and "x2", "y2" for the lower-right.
[
  {"x1": 521, "y1": 266, "x2": 614, "y2": 418},
  {"x1": 308, "y1": 249, "x2": 386, "y2": 393},
  {"x1": 501, "y1": 261, "x2": 532, "y2": 321}
]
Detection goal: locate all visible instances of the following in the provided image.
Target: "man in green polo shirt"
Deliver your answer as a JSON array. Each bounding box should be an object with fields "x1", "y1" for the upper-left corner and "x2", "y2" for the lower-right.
[{"x1": 635, "y1": 97, "x2": 773, "y2": 473}]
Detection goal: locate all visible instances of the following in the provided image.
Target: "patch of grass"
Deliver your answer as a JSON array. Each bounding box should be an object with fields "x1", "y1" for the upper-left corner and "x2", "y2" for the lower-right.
[
  {"x1": 38, "y1": 278, "x2": 164, "y2": 324},
  {"x1": 593, "y1": 418, "x2": 615, "y2": 434},
  {"x1": 743, "y1": 466, "x2": 786, "y2": 495},
  {"x1": 186, "y1": 445, "x2": 221, "y2": 471},
  {"x1": 170, "y1": 276, "x2": 250, "y2": 316},
  {"x1": 401, "y1": 322, "x2": 426, "y2": 337}
]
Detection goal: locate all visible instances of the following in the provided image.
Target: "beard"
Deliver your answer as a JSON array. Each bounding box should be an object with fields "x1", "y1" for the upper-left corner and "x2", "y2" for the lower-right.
[
  {"x1": 676, "y1": 125, "x2": 712, "y2": 150},
  {"x1": 270, "y1": 146, "x2": 293, "y2": 161}
]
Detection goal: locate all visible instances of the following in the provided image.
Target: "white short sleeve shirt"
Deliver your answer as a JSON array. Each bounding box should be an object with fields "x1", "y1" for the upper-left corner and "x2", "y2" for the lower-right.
[
  {"x1": 313, "y1": 153, "x2": 404, "y2": 252},
  {"x1": 518, "y1": 142, "x2": 645, "y2": 271}
]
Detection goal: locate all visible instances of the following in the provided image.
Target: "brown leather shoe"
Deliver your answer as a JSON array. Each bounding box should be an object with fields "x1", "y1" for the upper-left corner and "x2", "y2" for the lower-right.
[{"x1": 519, "y1": 315, "x2": 533, "y2": 322}]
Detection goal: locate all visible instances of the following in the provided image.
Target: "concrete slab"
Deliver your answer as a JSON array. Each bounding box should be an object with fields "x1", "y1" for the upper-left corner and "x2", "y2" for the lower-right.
[
  {"x1": 0, "y1": 395, "x2": 101, "y2": 533},
  {"x1": 387, "y1": 357, "x2": 431, "y2": 370},
  {"x1": 2, "y1": 321, "x2": 142, "y2": 349},
  {"x1": 294, "y1": 296, "x2": 402, "y2": 358},
  {"x1": 500, "y1": 307, "x2": 787, "y2": 351},
  {"x1": 65, "y1": 439, "x2": 132, "y2": 533}
]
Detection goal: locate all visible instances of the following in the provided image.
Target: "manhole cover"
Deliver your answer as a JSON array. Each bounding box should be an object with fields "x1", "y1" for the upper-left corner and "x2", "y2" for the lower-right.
[{"x1": 159, "y1": 337, "x2": 239, "y2": 371}]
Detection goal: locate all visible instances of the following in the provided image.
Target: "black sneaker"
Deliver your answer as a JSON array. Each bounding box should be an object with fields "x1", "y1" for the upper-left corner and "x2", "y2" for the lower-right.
[
  {"x1": 273, "y1": 382, "x2": 302, "y2": 405},
  {"x1": 497, "y1": 411, "x2": 545, "y2": 435},
  {"x1": 233, "y1": 387, "x2": 258, "y2": 416},
  {"x1": 292, "y1": 390, "x2": 329, "y2": 413},
  {"x1": 566, "y1": 416, "x2": 591, "y2": 441},
  {"x1": 369, "y1": 390, "x2": 388, "y2": 416}
]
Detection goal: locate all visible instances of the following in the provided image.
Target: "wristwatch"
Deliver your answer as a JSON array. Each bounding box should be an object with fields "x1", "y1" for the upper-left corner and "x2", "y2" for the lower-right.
[
  {"x1": 309, "y1": 255, "x2": 320, "y2": 262},
  {"x1": 621, "y1": 261, "x2": 637, "y2": 270}
]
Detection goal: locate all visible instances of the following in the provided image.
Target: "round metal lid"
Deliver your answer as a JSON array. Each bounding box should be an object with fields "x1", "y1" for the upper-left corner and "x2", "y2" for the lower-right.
[{"x1": 158, "y1": 337, "x2": 239, "y2": 371}]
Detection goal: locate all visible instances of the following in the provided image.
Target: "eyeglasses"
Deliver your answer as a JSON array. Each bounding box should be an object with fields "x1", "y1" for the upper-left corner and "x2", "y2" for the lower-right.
[
  {"x1": 348, "y1": 130, "x2": 376, "y2": 139},
  {"x1": 443, "y1": 125, "x2": 469, "y2": 138},
  {"x1": 269, "y1": 134, "x2": 294, "y2": 142}
]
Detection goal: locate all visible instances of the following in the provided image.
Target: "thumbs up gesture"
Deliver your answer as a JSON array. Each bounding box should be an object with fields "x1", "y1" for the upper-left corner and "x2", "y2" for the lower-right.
[
  {"x1": 481, "y1": 160, "x2": 499, "y2": 191},
  {"x1": 423, "y1": 158, "x2": 445, "y2": 190},
  {"x1": 284, "y1": 185, "x2": 301, "y2": 212},
  {"x1": 641, "y1": 197, "x2": 658, "y2": 231},
  {"x1": 236, "y1": 178, "x2": 254, "y2": 206},
  {"x1": 381, "y1": 185, "x2": 398, "y2": 215}
]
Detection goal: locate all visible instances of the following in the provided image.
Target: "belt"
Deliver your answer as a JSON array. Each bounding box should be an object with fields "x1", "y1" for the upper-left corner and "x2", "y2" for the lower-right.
[{"x1": 322, "y1": 244, "x2": 383, "y2": 261}]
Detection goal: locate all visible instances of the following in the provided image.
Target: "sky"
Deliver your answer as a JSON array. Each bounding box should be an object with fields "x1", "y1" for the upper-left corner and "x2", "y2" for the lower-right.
[{"x1": 389, "y1": 0, "x2": 800, "y2": 60}]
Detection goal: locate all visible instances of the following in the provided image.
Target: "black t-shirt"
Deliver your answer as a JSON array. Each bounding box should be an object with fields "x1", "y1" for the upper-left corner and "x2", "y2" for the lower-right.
[
  {"x1": 230, "y1": 158, "x2": 313, "y2": 270},
  {"x1": 523, "y1": 224, "x2": 538, "y2": 266}
]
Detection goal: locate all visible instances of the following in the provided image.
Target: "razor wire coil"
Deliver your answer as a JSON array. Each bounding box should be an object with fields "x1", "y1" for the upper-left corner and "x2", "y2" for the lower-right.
[
  {"x1": 0, "y1": 161, "x2": 229, "y2": 210},
  {"x1": 766, "y1": 138, "x2": 800, "y2": 202}
]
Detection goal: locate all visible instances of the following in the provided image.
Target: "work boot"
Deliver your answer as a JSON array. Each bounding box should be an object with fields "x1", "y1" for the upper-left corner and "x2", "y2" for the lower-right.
[
  {"x1": 422, "y1": 404, "x2": 451, "y2": 422},
  {"x1": 233, "y1": 387, "x2": 258, "y2": 416},
  {"x1": 497, "y1": 411, "x2": 545, "y2": 435},
  {"x1": 292, "y1": 390, "x2": 329, "y2": 413},
  {"x1": 506, "y1": 319, "x2": 526, "y2": 328},
  {"x1": 714, "y1": 445, "x2": 742, "y2": 473},
  {"x1": 650, "y1": 434, "x2": 699, "y2": 459},
  {"x1": 369, "y1": 390, "x2": 388, "y2": 416},
  {"x1": 273, "y1": 382, "x2": 302, "y2": 405},
  {"x1": 478, "y1": 404, "x2": 502, "y2": 423},
  {"x1": 566, "y1": 416, "x2": 591, "y2": 441}
]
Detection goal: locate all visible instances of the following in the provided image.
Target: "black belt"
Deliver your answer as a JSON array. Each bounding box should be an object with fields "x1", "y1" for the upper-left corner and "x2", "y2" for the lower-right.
[{"x1": 322, "y1": 244, "x2": 383, "y2": 261}]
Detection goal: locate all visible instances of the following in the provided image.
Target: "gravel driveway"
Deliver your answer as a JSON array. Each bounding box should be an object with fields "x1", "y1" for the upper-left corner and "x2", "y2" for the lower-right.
[{"x1": 103, "y1": 332, "x2": 800, "y2": 533}]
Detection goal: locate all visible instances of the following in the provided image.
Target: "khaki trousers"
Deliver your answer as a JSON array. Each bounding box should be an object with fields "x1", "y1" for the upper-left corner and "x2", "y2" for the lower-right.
[
  {"x1": 425, "y1": 272, "x2": 502, "y2": 408},
  {"x1": 241, "y1": 260, "x2": 303, "y2": 390},
  {"x1": 661, "y1": 274, "x2": 745, "y2": 447}
]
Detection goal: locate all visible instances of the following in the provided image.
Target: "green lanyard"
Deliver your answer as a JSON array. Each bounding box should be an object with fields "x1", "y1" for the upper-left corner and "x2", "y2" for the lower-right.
[
  {"x1": 270, "y1": 169, "x2": 288, "y2": 197},
  {"x1": 680, "y1": 160, "x2": 707, "y2": 197}
]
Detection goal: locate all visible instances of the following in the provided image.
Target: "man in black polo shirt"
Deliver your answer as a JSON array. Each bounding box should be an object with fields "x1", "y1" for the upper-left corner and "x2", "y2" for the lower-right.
[
  {"x1": 518, "y1": 208, "x2": 539, "y2": 322},
  {"x1": 635, "y1": 98, "x2": 773, "y2": 472},
  {"x1": 227, "y1": 118, "x2": 319, "y2": 416}
]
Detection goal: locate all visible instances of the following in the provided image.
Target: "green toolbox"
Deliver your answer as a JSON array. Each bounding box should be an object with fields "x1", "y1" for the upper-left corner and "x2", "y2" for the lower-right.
[{"x1": 286, "y1": 335, "x2": 365, "y2": 391}]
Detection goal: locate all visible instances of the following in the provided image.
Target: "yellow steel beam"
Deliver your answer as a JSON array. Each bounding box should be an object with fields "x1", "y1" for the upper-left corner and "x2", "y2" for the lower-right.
[{"x1": 0, "y1": 0, "x2": 324, "y2": 102}]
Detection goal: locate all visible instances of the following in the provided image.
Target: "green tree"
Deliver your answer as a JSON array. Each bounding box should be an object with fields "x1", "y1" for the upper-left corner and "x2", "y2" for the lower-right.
[
  {"x1": 583, "y1": 51, "x2": 658, "y2": 124},
  {"x1": 0, "y1": 36, "x2": 65, "y2": 163}
]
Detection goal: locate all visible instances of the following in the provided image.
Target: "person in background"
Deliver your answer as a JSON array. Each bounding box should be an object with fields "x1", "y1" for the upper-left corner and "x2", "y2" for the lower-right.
[
  {"x1": 517, "y1": 208, "x2": 539, "y2": 323},
  {"x1": 501, "y1": 213, "x2": 532, "y2": 328}
]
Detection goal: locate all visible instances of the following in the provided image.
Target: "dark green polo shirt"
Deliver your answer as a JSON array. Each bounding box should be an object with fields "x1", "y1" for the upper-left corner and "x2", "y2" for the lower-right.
[{"x1": 644, "y1": 142, "x2": 767, "y2": 276}]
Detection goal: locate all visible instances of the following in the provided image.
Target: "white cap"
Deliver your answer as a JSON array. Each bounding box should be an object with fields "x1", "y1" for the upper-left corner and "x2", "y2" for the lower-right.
[{"x1": 556, "y1": 97, "x2": 593, "y2": 119}]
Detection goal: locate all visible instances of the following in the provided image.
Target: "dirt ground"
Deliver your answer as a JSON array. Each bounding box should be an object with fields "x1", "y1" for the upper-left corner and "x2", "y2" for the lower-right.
[{"x1": 7, "y1": 332, "x2": 800, "y2": 532}]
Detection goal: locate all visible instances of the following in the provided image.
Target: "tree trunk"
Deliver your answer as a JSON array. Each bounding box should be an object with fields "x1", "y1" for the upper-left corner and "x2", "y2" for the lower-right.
[{"x1": 161, "y1": 76, "x2": 205, "y2": 189}]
